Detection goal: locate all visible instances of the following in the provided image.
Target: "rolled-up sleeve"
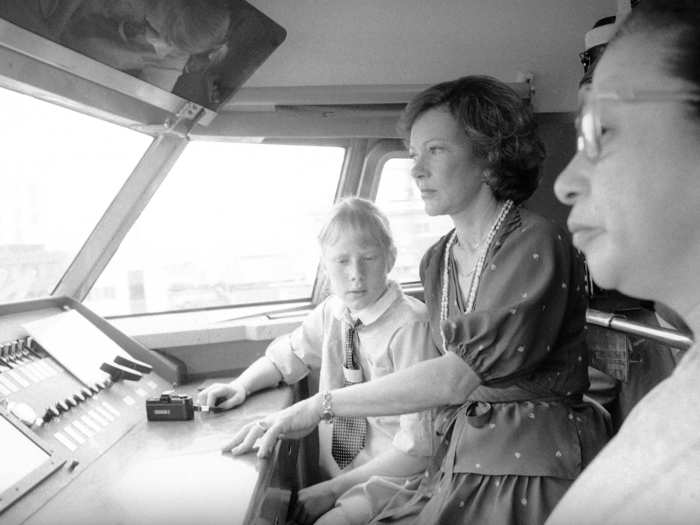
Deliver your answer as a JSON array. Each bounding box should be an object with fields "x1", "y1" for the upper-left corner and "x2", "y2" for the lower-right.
[
  {"x1": 388, "y1": 320, "x2": 439, "y2": 457},
  {"x1": 265, "y1": 302, "x2": 325, "y2": 385}
]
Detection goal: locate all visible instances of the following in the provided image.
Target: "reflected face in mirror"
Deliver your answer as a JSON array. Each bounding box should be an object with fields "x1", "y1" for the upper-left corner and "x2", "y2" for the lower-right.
[
  {"x1": 554, "y1": 33, "x2": 700, "y2": 304},
  {"x1": 143, "y1": 2, "x2": 230, "y2": 56},
  {"x1": 60, "y1": 0, "x2": 231, "y2": 85},
  {"x1": 60, "y1": 1, "x2": 181, "y2": 80},
  {"x1": 408, "y1": 107, "x2": 488, "y2": 217},
  {"x1": 322, "y1": 229, "x2": 390, "y2": 313}
]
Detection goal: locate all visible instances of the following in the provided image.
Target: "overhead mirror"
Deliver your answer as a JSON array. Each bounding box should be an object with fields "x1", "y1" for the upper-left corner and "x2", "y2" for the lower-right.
[{"x1": 0, "y1": 0, "x2": 286, "y2": 112}]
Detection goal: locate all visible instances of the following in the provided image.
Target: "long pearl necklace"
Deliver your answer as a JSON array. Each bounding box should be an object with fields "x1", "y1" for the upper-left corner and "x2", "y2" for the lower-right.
[{"x1": 439, "y1": 199, "x2": 513, "y2": 353}]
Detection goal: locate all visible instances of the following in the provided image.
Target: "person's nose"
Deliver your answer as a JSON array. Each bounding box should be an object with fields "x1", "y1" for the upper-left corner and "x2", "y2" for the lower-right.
[
  {"x1": 347, "y1": 259, "x2": 365, "y2": 283},
  {"x1": 410, "y1": 154, "x2": 427, "y2": 180},
  {"x1": 554, "y1": 152, "x2": 589, "y2": 206}
]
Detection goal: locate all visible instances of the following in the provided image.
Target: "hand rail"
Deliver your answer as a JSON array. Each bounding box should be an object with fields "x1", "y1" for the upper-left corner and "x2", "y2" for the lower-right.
[{"x1": 586, "y1": 309, "x2": 694, "y2": 350}]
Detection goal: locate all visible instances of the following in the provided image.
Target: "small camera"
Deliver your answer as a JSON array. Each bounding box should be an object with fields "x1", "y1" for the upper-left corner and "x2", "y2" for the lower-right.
[{"x1": 146, "y1": 392, "x2": 195, "y2": 421}]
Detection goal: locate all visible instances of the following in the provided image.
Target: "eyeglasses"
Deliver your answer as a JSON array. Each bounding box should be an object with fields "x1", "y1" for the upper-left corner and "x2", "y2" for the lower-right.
[
  {"x1": 578, "y1": 51, "x2": 592, "y2": 72},
  {"x1": 576, "y1": 84, "x2": 700, "y2": 162}
]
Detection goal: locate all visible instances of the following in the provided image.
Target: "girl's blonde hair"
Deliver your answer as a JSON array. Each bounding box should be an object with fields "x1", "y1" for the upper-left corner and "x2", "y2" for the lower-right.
[{"x1": 318, "y1": 197, "x2": 397, "y2": 269}]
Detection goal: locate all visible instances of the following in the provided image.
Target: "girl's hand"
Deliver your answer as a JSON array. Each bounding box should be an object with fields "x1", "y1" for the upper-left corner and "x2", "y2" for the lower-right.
[{"x1": 197, "y1": 381, "x2": 247, "y2": 411}]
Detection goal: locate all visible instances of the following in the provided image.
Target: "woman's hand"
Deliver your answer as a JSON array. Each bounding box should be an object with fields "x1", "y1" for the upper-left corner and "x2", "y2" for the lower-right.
[
  {"x1": 222, "y1": 394, "x2": 322, "y2": 457},
  {"x1": 197, "y1": 381, "x2": 247, "y2": 411},
  {"x1": 290, "y1": 480, "x2": 338, "y2": 525}
]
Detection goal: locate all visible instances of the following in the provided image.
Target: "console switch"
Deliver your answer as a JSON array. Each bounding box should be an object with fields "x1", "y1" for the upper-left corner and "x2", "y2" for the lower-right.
[{"x1": 100, "y1": 361, "x2": 142, "y2": 382}]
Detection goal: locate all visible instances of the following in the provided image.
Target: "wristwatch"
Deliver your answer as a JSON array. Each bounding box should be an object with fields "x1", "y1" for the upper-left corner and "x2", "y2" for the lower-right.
[{"x1": 320, "y1": 391, "x2": 334, "y2": 423}]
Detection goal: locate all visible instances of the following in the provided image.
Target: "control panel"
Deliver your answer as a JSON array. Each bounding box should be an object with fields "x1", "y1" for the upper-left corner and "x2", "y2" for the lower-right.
[
  {"x1": 0, "y1": 296, "x2": 179, "y2": 523},
  {"x1": 0, "y1": 296, "x2": 297, "y2": 525}
]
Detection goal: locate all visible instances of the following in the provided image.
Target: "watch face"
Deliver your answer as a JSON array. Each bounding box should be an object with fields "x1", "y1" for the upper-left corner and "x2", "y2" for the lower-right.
[{"x1": 320, "y1": 391, "x2": 333, "y2": 422}]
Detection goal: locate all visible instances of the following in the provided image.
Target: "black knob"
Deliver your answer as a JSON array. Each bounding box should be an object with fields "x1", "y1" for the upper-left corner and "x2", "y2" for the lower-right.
[
  {"x1": 42, "y1": 408, "x2": 55, "y2": 423},
  {"x1": 114, "y1": 355, "x2": 153, "y2": 374}
]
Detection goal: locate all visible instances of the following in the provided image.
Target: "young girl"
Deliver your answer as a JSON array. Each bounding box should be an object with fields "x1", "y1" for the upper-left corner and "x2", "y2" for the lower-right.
[{"x1": 201, "y1": 197, "x2": 437, "y2": 525}]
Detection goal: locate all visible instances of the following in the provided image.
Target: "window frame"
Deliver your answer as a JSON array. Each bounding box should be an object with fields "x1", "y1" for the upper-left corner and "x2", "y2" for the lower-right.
[
  {"x1": 97, "y1": 138, "x2": 415, "y2": 351},
  {"x1": 53, "y1": 134, "x2": 185, "y2": 301},
  {"x1": 359, "y1": 139, "x2": 431, "y2": 290},
  {"x1": 358, "y1": 139, "x2": 407, "y2": 200},
  {"x1": 79, "y1": 137, "x2": 354, "y2": 318}
]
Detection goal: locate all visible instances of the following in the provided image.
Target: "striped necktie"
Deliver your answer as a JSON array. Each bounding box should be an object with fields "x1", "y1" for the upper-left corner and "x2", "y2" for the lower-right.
[{"x1": 331, "y1": 318, "x2": 368, "y2": 469}]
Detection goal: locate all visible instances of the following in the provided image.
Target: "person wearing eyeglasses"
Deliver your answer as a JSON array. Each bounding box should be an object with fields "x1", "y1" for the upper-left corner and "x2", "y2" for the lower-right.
[
  {"x1": 576, "y1": 11, "x2": 691, "y2": 436},
  {"x1": 548, "y1": 1, "x2": 700, "y2": 523}
]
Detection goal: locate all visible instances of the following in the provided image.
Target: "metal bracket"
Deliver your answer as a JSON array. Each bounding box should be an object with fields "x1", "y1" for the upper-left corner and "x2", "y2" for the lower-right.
[
  {"x1": 515, "y1": 71, "x2": 536, "y2": 102},
  {"x1": 130, "y1": 101, "x2": 207, "y2": 138}
]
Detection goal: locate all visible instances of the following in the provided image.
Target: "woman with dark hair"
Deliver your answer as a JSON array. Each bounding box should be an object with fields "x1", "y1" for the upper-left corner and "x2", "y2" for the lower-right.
[
  {"x1": 548, "y1": 2, "x2": 700, "y2": 523},
  {"x1": 226, "y1": 75, "x2": 609, "y2": 525}
]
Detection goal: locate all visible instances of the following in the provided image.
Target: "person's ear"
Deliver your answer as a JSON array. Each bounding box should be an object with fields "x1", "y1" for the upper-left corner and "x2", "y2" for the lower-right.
[
  {"x1": 386, "y1": 246, "x2": 397, "y2": 274},
  {"x1": 481, "y1": 168, "x2": 497, "y2": 192}
]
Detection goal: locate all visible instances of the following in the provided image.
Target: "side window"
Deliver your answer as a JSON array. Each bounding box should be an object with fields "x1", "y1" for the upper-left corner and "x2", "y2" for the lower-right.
[
  {"x1": 85, "y1": 142, "x2": 344, "y2": 316},
  {"x1": 0, "y1": 86, "x2": 152, "y2": 303},
  {"x1": 375, "y1": 157, "x2": 452, "y2": 283}
]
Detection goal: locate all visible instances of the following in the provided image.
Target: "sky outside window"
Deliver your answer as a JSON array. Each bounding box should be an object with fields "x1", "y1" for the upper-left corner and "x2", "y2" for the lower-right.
[{"x1": 0, "y1": 86, "x2": 152, "y2": 303}]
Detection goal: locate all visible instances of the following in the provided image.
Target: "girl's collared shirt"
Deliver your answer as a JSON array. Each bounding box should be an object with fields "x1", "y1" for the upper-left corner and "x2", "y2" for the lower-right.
[{"x1": 265, "y1": 280, "x2": 438, "y2": 478}]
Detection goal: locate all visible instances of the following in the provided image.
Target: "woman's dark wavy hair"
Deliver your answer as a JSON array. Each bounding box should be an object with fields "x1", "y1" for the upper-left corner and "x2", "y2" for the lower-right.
[
  {"x1": 398, "y1": 75, "x2": 545, "y2": 204},
  {"x1": 612, "y1": 0, "x2": 700, "y2": 120}
]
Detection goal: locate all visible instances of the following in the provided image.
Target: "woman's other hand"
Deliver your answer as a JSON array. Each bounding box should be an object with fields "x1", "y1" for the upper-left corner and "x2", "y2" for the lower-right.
[
  {"x1": 222, "y1": 395, "x2": 322, "y2": 457},
  {"x1": 197, "y1": 381, "x2": 247, "y2": 411}
]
